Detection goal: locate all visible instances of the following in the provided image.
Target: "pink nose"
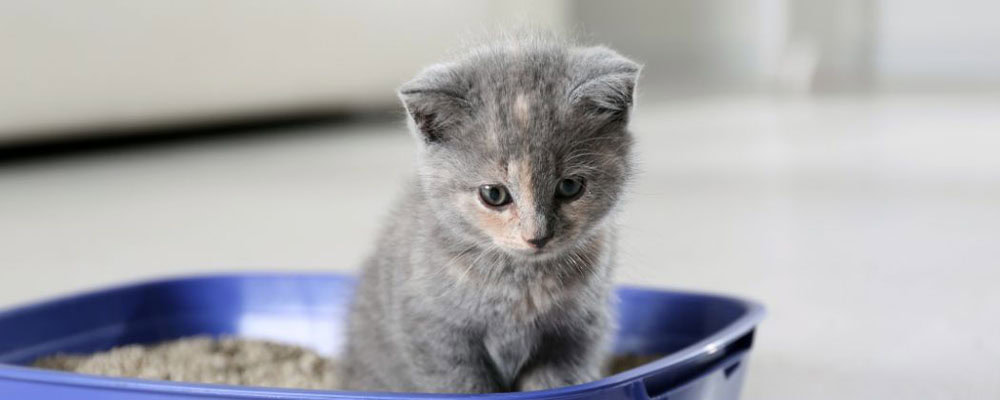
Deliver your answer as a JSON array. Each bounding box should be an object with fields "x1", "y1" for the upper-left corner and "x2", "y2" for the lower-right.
[{"x1": 525, "y1": 234, "x2": 553, "y2": 249}]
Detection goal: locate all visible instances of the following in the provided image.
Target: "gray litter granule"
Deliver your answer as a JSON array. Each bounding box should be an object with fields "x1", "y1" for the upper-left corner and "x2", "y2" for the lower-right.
[
  {"x1": 33, "y1": 336, "x2": 339, "y2": 390},
  {"x1": 33, "y1": 336, "x2": 650, "y2": 390}
]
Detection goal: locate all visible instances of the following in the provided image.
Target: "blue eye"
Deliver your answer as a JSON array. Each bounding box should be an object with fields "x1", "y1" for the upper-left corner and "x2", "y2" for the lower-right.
[
  {"x1": 556, "y1": 177, "x2": 584, "y2": 199},
  {"x1": 479, "y1": 184, "x2": 511, "y2": 207}
]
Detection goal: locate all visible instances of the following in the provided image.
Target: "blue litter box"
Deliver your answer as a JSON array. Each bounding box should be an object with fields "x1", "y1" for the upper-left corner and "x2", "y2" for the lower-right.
[{"x1": 0, "y1": 273, "x2": 764, "y2": 400}]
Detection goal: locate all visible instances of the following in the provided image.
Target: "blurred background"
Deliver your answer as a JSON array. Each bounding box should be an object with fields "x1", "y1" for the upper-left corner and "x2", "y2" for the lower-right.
[{"x1": 1, "y1": 1, "x2": 998, "y2": 399}]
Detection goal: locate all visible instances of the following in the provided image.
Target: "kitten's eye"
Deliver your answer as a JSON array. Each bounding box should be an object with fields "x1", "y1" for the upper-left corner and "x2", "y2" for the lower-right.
[
  {"x1": 556, "y1": 177, "x2": 585, "y2": 199},
  {"x1": 479, "y1": 184, "x2": 511, "y2": 207}
]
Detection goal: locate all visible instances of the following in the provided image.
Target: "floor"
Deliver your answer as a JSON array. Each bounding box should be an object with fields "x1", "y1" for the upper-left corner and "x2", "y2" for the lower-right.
[{"x1": 1, "y1": 94, "x2": 998, "y2": 399}]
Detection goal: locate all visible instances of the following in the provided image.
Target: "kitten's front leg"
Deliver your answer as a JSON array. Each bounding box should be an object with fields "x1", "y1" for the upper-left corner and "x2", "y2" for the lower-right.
[
  {"x1": 400, "y1": 314, "x2": 501, "y2": 393},
  {"x1": 514, "y1": 334, "x2": 606, "y2": 391},
  {"x1": 515, "y1": 357, "x2": 604, "y2": 391}
]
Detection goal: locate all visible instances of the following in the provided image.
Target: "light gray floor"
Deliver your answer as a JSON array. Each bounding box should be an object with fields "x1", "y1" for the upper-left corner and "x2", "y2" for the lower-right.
[{"x1": 2, "y1": 94, "x2": 998, "y2": 399}]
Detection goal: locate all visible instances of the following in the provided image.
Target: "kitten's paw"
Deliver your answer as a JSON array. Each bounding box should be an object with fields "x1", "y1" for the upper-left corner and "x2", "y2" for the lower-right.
[{"x1": 515, "y1": 364, "x2": 601, "y2": 391}]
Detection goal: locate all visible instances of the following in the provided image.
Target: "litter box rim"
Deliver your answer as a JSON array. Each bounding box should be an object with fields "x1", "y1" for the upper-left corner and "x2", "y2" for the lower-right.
[{"x1": 0, "y1": 272, "x2": 765, "y2": 400}]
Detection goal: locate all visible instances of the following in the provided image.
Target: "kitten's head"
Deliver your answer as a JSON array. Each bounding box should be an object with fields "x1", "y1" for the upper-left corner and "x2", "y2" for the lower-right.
[{"x1": 400, "y1": 37, "x2": 639, "y2": 258}]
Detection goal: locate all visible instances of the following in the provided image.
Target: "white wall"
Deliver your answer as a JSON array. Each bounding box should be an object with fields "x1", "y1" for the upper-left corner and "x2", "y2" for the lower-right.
[
  {"x1": 875, "y1": 0, "x2": 1000, "y2": 90},
  {"x1": 5, "y1": 0, "x2": 999, "y2": 142},
  {"x1": 572, "y1": 0, "x2": 788, "y2": 93}
]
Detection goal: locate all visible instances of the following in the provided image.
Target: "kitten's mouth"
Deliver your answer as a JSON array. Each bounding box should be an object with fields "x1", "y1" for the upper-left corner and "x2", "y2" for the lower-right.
[
  {"x1": 493, "y1": 237, "x2": 571, "y2": 259},
  {"x1": 526, "y1": 247, "x2": 547, "y2": 256},
  {"x1": 508, "y1": 242, "x2": 565, "y2": 259}
]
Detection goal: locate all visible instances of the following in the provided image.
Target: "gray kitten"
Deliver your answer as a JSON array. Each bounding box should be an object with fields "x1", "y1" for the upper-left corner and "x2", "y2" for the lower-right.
[{"x1": 341, "y1": 33, "x2": 640, "y2": 393}]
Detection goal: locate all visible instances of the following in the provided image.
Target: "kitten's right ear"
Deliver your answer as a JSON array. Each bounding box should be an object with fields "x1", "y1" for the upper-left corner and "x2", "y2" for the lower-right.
[
  {"x1": 568, "y1": 47, "x2": 641, "y2": 124},
  {"x1": 398, "y1": 63, "x2": 470, "y2": 145}
]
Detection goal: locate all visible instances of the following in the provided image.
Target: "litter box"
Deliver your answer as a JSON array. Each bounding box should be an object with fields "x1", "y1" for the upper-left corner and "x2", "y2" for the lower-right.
[{"x1": 0, "y1": 273, "x2": 764, "y2": 400}]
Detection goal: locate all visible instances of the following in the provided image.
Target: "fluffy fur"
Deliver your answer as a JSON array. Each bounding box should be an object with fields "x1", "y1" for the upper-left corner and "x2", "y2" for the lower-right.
[{"x1": 341, "y1": 33, "x2": 640, "y2": 393}]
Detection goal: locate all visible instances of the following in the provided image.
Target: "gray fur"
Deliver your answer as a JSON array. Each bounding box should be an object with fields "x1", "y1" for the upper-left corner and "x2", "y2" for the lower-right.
[{"x1": 341, "y1": 33, "x2": 640, "y2": 393}]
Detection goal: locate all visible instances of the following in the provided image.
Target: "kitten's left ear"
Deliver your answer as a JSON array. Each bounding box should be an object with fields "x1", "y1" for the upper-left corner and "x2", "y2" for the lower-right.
[
  {"x1": 398, "y1": 63, "x2": 471, "y2": 145},
  {"x1": 568, "y1": 47, "x2": 641, "y2": 121}
]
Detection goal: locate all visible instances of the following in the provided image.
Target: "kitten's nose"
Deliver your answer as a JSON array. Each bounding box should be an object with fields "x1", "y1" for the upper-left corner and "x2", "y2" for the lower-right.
[{"x1": 525, "y1": 234, "x2": 553, "y2": 249}]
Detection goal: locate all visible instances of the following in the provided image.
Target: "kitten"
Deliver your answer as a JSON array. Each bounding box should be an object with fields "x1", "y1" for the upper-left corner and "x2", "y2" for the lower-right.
[{"x1": 341, "y1": 33, "x2": 640, "y2": 393}]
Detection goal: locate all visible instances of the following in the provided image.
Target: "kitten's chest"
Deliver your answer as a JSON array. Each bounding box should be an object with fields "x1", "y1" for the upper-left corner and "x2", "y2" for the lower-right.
[
  {"x1": 470, "y1": 265, "x2": 584, "y2": 322},
  {"x1": 482, "y1": 323, "x2": 539, "y2": 388},
  {"x1": 475, "y1": 280, "x2": 586, "y2": 388}
]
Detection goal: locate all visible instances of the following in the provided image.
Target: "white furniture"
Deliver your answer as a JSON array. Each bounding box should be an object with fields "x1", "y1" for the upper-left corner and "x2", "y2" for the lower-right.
[{"x1": 0, "y1": 0, "x2": 568, "y2": 142}]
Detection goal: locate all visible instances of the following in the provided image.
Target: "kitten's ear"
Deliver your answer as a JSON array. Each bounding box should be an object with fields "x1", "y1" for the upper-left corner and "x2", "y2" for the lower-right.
[
  {"x1": 568, "y1": 47, "x2": 641, "y2": 122},
  {"x1": 398, "y1": 63, "x2": 470, "y2": 144}
]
